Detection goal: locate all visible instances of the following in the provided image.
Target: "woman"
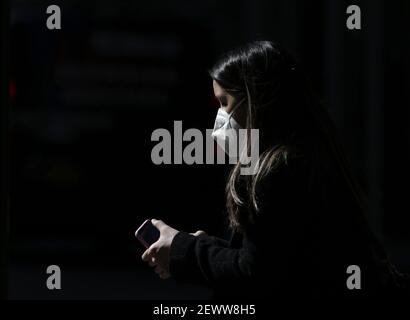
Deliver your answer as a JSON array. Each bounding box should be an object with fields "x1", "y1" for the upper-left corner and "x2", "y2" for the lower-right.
[{"x1": 141, "y1": 40, "x2": 408, "y2": 299}]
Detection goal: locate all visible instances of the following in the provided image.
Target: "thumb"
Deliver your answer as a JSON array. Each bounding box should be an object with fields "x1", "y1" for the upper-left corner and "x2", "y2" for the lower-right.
[{"x1": 151, "y1": 219, "x2": 166, "y2": 230}]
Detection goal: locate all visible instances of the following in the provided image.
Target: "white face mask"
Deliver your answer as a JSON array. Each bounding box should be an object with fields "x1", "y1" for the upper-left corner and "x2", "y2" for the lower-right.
[{"x1": 211, "y1": 108, "x2": 242, "y2": 155}]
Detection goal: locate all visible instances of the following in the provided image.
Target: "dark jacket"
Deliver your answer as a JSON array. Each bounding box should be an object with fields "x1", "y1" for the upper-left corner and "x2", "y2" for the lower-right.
[{"x1": 169, "y1": 153, "x2": 408, "y2": 300}]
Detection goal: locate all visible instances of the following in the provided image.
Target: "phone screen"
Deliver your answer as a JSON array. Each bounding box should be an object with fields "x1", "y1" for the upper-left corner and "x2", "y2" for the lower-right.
[{"x1": 135, "y1": 219, "x2": 160, "y2": 249}]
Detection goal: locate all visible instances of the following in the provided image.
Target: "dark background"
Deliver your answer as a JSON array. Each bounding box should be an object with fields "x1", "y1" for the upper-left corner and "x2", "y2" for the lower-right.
[{"x1": 1, "y1": 0, "x2": 409, "y2": 299}]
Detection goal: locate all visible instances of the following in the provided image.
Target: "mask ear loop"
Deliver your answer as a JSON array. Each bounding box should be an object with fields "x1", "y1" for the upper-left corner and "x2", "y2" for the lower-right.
[
  {"x1": 227, "y1": 97, "x2": 246, "y2": 126},
  {"x1": 224, "y1": 97, "x2": 247, "y2": 167}
]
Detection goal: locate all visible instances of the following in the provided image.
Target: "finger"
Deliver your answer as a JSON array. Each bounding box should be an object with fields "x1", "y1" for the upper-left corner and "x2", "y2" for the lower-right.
[
  {"x1": 159, "y1": 271, "x2": 171, "y2": 280},
  {"x1": 148, "y1": 256, "x2": 157, "y2": 267},
  {"x1": 154, "y1": 265, "x2": 163, "y2": 275},
  {"x1": 151, "y1": 219, "x2": 166, "y2": 231},
  {"x1": 141, "y1": 247, "x2": 154, "y2": 261},
  {"x1": 141, "y1": 249, "x2": 150, "y2": 261}
]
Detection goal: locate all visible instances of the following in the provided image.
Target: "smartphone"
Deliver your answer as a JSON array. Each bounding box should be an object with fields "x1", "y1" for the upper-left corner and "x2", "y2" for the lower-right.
[{"x1": 135, "y1": 219, "x2": 160, "y2": 249}]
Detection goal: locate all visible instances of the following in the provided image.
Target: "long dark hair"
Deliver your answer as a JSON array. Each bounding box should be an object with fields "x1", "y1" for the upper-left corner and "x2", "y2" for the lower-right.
[
  {"x1": 208, "y1": 40, "x2": 410, "y2": 291},
  {"x1": 209, "y1": 40, "x2": 366, "y2": 233}
]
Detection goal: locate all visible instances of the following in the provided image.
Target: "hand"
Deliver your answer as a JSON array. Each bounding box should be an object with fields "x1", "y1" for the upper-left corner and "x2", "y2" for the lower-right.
[
  {"x1": 190, "y1": 230, "x2": 208, "y2": 239},
  {"x1": 141, "y1": 219, "x2": 179, "y2": 280}
]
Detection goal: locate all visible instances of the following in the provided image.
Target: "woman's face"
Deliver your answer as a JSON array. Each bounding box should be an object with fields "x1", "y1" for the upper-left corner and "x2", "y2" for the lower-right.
[{"x1": 213, "y1": 80, "x2": 246, "y2": 127}]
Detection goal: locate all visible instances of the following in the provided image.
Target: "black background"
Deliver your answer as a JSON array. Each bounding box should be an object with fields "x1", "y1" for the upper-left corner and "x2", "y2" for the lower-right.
[{"x1": 2, "y1": 0, "x2": 410, "y2": 299}]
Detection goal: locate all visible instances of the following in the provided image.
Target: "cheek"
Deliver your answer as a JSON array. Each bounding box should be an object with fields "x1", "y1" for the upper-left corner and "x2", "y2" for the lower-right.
[{"x1": 224, "y1": 100, "x2": 236, "y2": 114}]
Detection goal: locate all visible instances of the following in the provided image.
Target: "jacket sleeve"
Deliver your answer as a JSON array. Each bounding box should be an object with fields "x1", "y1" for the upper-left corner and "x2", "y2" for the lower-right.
[{"x1": 169, "y1": 231, "x2": 256, "y2": 286}]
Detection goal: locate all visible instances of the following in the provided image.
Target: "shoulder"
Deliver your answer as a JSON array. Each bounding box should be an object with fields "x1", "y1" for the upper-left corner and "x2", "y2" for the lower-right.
[
  {"x1": 249, "y1": 150, "x2": 311, "y2": 234},
  {"x1": 250, "y1": 150, "x2": 311, "y2": 220},
  {"x1": 256, "y1": 150, "x2": 310, "y2": 194}
]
